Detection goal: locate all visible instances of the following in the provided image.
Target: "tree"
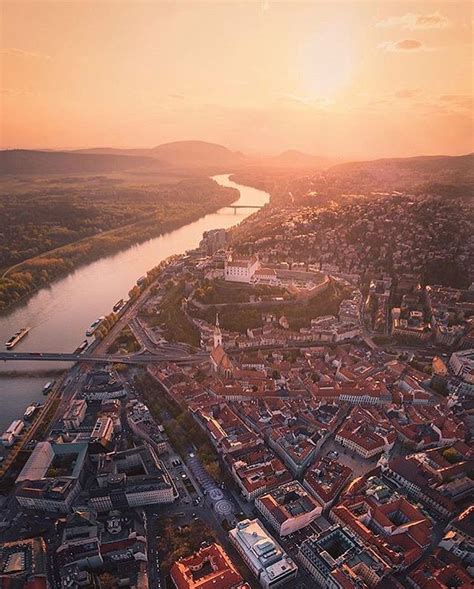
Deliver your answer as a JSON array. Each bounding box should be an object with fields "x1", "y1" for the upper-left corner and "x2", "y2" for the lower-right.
[
  {"x1": 99, "y1": 572, "x2": 118, "y2": 589},
  {"x1": 442, "y1": 447, "x2": 461, "y2": 464},
  {"x1": 204, "y1": 461, "x2": 221, "y2": 481}
]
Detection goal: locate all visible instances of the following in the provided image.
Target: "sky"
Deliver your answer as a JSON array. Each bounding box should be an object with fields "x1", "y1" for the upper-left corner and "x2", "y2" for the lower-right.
[{"x1": 1, "y1": 0, "x2": 473, "y2": 158}]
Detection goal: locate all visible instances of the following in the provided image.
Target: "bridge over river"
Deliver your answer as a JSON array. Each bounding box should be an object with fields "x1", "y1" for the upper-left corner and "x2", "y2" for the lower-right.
[
  {"x1": 225, "y1": 204, "x2": 264, "y2": 214},
  {"x1": 0, "y1": 351, "x2": 208, "y2": 365}
]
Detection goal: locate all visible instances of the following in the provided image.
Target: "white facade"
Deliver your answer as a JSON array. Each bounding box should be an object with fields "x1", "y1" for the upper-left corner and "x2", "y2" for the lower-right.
[
  {"x1": 224, "y1": 256, "x2": 261, "y2": 283},
  {"x1": 450, "y1": 349, "x2": 474, "y2": 384},
  {"x1": 17, "y1": 480, "x2": 81, "y2": 513},
  {"x1": 82, "y1": 388, "x2": 127, "y2": 401},
  {"x1": 251, "y1": 268, "x2": 278, "y2": 286},
  {"x1": 90, "y1": 485, "x2": 176, "y2": 512}
]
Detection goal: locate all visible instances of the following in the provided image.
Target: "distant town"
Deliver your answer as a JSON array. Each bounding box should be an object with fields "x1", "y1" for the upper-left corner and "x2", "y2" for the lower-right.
[{"x1": 0, "y1": 170, "x2": 472, "y2": 589}]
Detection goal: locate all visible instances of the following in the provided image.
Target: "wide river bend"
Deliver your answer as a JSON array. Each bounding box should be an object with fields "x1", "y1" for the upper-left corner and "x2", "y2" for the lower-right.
[{"x1": 0, "y1": 175, "x2": 269, "y2": 432}]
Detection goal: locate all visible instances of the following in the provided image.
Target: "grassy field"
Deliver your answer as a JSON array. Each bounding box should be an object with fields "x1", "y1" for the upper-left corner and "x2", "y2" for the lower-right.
[
  {"x1": 194, "y1": 279, "x2": 288, "y2": 305},
  {"x1": 193, "y1": 280, "x2": 350, "y2": 332}
]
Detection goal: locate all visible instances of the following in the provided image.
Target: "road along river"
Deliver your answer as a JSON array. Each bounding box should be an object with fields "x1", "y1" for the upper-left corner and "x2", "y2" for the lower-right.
[{"x1": 0, "y1": 174, "x2": 269, "y2": 432}]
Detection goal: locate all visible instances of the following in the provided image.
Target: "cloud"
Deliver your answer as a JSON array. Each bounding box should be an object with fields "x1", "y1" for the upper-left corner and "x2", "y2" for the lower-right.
[
  {"x1": 1, "y1": 88, "x2": 34, "y2": 98},
  {"x1": 378, "y1": 39, "x2": 426, "y2": 52},
  {"x1": 1, "y1": 48, "x2": 51, "y2": 60},
  {"x1": 376, "y1": 12, "x2": 450, "y2": 30},
  {"x1": 278, "y1": 94, "x2": 333, "y2": 109},
  {"x1": 394, "y1": 88, "x2": 421, "y2": 99},
  {"x1": 439, "y1": 94, "x2": 473, "y2": 110}
]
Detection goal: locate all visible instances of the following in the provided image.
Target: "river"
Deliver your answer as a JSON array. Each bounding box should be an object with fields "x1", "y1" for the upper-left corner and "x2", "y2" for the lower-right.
[{"x1": 0, "y1": 174, "x2": 269, "y2": 432}]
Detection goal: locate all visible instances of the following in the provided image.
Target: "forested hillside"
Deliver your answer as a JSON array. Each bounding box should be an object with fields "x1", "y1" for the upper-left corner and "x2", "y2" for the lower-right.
[
  {"x1": 0, "y1": 175, "x2": 237, "y2": 312},
  {"x1": 0, "y1": 149, "x2": 154, "y2": 175}
]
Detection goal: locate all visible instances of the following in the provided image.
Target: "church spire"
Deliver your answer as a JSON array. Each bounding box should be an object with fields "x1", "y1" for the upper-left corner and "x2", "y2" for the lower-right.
[{"x1": 213, "y1": 312, "x2": 222, "y2": 348}]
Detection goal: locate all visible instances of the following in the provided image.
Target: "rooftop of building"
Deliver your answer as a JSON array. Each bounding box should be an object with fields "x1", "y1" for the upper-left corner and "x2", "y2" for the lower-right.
[
  {"x1": 304, "y1": 456, "x2": 353, "y2": 504},
  {"x1": 170, "y1": 542, "x2": 249, "y2": 589},
  {"x1": 230, "y1": 518, "x2": 297, "y2": 580},
  {"x1": 299, "y1": 524, "x2": 388, "y2": 582},
  {"x1": 257, "y1": 481, "x2": 321, "y2": 521},
  {"x1": 16, "y1": 441, "x2": 88, "y2": 484}
]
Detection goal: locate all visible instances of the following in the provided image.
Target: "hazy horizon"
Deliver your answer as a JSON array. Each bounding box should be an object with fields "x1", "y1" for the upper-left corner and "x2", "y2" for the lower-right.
[
  {"x1": 1, "y1": 141, "x2": 474, "y2": 163},
  {"x1": 2, "y1": 1, "x2": 473, "y2": 159}
]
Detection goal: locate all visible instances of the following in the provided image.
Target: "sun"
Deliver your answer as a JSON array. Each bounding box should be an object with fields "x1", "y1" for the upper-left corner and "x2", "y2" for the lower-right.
[{"x1": 298, "y1": 20, "x2": 357, "y2": 101}]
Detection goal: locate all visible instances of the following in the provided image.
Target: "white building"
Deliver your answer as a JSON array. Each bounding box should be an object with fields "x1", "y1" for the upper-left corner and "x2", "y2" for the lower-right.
[
  {"x1": 251, "y1": 267, "x2": 278, "y2": 286},
  {"x1": 89, "y1": 483, "x2": 177, "y2": 512},
  {"x1": 229, "y1": 519, "x2": 298, "y2": 588},
  {"x1": 449, "y1": 349, "x2": 474, "y2": 384},
  {"x1": 224, "y1": 255, "x2": 260, "y2": 283}
]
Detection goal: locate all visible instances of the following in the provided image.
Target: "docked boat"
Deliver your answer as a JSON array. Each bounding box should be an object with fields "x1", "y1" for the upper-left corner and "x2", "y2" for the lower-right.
[
  {"x1": 74, "y1": 340, "x2": 89, "y2": 354},
  {"x1": 43, "y1": 381, "x2": 56, "y2": 395},
  {"x1": 1, "y1": 420, "x2": 24, "y2": 447},
  {"x1": 86, "y1": 316, "x2": 105, "y2": 337},
  {"x1": 5, "y1": 327, "x2": 30, "y2": 349},
  {"x1": 24, "y1": 403, "x2": 41, "y2": 421},
  {"x1": 113, "y1": 299, "x2": 124, "y2": 312}
]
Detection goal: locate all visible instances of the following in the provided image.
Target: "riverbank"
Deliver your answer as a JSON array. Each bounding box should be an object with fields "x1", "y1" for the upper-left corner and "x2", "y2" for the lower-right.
[
  {"x1": 0, "y1": 180, "x2": 238, "y2": 314},
  {"x1": 0, "y1": 175, "x2": 271, "y2": 433}
]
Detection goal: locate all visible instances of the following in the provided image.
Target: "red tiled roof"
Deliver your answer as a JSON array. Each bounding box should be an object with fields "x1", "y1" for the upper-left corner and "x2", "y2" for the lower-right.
[{"x1": 170, "y1": 542, "x2": 248, "y2": 589}]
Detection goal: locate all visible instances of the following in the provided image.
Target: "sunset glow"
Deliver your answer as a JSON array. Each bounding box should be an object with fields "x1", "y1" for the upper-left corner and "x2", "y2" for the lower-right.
[{"x1": 1, "y1": 0, "x2": 473, "y2": 158}]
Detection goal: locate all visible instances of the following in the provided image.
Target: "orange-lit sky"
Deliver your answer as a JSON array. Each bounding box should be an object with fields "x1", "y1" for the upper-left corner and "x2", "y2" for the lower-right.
[{"x1": 1, "y1": 1, "x2": 472, "y2": 158}]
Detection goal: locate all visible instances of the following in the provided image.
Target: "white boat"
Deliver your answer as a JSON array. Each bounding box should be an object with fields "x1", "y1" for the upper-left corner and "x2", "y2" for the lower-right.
[
  {"x1": 1, "y1": 420, "x2": 24, "y2": 447},
  {"x1": 43, "y1": 381, "x2": 56, "y2": 395},
  {"x1": 24, "y1": 406, "x2": 36, "y2": 421},
  {"x1": 5, "y1": 327, "x2": 30, "y2": 349},
  {"x1": 24, "y1": 403, "x2": 41, "y2": 421}
]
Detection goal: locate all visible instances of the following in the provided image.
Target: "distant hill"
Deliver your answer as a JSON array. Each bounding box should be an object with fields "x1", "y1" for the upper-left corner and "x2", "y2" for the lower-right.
[
  {"x1": 148, "y1": 140, "x2": 247, "y2": 168},
  {"x1": 73, "y1": 140, "x2": 247, "y2": 169},
  {"x1": 0, "y1": 149, "x2": 154, "y2": 175},
  {"x1": 72, "y1": 147, "x2": 151, "y2": 157},
  {"x1": 268, "y1": 149, "x2": 336, "y2": 169},
  {"x1": 329, "y1": 153, "x2": 473, "y2": 175},
  {"x1": 73, "y1": 144, "x2": 335, "y2": 169},
  {"x1": 327, "y1": 153, "x2": 474, "y2": 196}
]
